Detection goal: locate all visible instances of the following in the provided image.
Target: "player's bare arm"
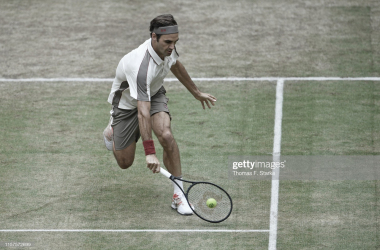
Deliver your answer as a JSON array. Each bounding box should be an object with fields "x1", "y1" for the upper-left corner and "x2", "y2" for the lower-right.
[
  {"x1": 170, "y1": 60, "x2": 217, "y2": 109},
  {"x1": 137, "y1": 100, "x2": 160, "y2": 173}
]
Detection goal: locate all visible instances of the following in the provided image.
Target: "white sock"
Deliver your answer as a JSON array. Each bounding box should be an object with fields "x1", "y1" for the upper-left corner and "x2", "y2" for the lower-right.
[{"x1": 173, "y1": 177, "x2": 183, "y2": 194}]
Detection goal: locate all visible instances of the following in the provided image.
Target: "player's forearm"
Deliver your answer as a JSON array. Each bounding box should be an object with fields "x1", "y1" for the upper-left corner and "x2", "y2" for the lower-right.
[
  {"x1": 137, "y1": 101, "x2": 153, "y2": 141},
  {"x1": 171, "y1": 60, "x2": 201, "y2": 98}
]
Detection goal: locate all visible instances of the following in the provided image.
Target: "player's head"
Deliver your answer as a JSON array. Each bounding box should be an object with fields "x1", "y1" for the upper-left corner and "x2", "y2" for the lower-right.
[
  {"x1": 150, "y1": 14, "x2": 178, "y2": 42},
  {"x1": 150, "y1": 14, "x2": 179, "y2": 59}
]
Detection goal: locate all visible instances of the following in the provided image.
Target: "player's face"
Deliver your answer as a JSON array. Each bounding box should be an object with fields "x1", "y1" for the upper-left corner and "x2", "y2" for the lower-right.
[{"x1": 152, "y1": 33, "x2": 179, "y2": 60}]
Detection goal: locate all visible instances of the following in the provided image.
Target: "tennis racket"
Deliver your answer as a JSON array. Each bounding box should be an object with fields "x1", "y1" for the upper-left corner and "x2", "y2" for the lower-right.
[{"x1": 160, "y1": 168, "x2": 233, "y2": 223}]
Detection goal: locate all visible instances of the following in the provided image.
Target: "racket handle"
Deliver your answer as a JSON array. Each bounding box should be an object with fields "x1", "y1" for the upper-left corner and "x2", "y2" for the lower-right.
[{"x1": 159, "y1": 168, "x2": 172, "y2": 179}]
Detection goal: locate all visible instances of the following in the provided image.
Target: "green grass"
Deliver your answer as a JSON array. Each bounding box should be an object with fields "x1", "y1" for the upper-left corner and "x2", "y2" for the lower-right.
[
  {"x1": 282, "y1": 81, "x2": 380, "y2": 155},
  {"x1": 279, "y1": 81, "x2": 380, "y2": 249},
  {"x1": 0, "y1": 81, "x2": 275, "y2": 249},
  {"x1": 1, "y1": 0, "x2": 380, "y2": 249},
  {"x1": 1, "y1": 80, "x2": 379, "y2": 249}
]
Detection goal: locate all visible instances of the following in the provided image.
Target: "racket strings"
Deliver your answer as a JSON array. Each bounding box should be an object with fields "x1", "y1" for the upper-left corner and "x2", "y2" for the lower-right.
[{"x1": 187, "y1": 183, "x2": 232, "y2": 222}]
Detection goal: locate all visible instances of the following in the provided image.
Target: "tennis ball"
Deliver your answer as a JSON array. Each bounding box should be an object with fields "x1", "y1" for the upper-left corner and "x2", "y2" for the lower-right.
[{"x1": 206, "y1": 198, "x2": 217, "y2": 208}]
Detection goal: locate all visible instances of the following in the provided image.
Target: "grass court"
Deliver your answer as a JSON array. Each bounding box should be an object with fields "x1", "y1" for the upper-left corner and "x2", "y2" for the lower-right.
[{"x1": 0, "y1": 0, "x2": 379, "y2": 249}]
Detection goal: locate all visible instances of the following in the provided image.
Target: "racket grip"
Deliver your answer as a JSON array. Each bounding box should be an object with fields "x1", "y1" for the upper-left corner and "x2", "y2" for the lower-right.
[{"x1": 159, "y1": 168, "x2": 172, "y2": 179}]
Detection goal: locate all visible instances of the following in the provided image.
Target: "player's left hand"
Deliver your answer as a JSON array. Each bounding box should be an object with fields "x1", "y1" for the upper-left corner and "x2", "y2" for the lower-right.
[{"x1": 196, "y1": 92, "x2": 217, "y2": 109}]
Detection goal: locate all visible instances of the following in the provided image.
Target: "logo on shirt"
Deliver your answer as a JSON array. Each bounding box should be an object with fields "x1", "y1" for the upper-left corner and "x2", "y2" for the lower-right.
[{"x1": 161, "y1": 29, "x2": 166, "y2": 32}]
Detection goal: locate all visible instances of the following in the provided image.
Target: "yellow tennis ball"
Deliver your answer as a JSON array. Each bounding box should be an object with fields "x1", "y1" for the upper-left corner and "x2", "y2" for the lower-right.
[{"x1": 206, "y1": 198, "x2": 217, "y2": 208}]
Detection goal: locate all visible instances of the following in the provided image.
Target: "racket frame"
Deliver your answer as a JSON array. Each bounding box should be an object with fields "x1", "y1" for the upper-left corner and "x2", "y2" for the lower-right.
[{"x1": 160, "y1": 168, "x2": 233, "y2": 223}]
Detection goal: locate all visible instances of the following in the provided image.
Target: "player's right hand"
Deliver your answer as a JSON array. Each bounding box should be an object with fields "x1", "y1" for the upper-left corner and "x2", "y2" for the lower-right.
[{"x1": 146, "y1": 154, "x2": 160, "y2": 173}]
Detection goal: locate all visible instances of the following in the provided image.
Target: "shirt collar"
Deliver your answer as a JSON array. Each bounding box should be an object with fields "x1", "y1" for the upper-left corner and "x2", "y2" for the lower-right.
[{"x1": 148, "y1": 38, "x2": 163, "y2": 65}]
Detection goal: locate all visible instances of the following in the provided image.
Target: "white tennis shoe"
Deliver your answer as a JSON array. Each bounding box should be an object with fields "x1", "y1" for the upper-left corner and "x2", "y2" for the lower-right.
[
  {"x1": 171, "y1": 193, "x2": 194, "y2": 215},
  {"x1": 103, "y1": 116, "x2": 113, "y2": 151}
]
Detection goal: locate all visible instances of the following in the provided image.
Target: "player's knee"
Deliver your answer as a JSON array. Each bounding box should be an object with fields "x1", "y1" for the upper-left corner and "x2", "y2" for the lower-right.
[
  {"x1": 113, "y1": 144, "x2": 136, "y2": 170},
  {"x1": 159, "y1": 130, "x2": 174, "y2": 148},
  {"x1": 118, "y1": 160, "x2": 133, "y2": 170},
  {"x1": 114, "y1": 154, "x2": 134, "y2": 170}
]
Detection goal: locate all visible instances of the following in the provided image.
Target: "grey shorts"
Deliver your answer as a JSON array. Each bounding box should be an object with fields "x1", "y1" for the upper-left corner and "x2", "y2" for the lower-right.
[{"x1": 111, "y1": 87, "x2": 170, "y2": 151}]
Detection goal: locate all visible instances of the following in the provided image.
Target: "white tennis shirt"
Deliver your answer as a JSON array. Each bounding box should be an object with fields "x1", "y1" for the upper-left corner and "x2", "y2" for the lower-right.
[{"x1": 107, "y1": 38, "x2": 179, "y2": 110}]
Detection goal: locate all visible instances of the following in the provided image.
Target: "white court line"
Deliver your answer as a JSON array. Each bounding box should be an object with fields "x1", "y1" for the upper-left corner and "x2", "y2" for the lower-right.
[
  {"x1": 268, "y1": 79, "x2": 284, "y2": 250},
  {"x1": 0, "y1": 77, "x2": 380, "y2": 82},
  {"x1": 0, "y1": 229, "x2": 269, "y2": 233}
]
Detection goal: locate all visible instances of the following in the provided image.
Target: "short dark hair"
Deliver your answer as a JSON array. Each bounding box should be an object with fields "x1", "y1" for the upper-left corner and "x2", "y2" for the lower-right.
[{"x1": 149, "y1": 14, "x2": 177, "y2": 41}]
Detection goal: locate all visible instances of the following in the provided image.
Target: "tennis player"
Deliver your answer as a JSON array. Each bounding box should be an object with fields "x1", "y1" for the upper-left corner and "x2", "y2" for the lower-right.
[{"x1": 103, "y1": 14, "x2": 216, "y2": 215}]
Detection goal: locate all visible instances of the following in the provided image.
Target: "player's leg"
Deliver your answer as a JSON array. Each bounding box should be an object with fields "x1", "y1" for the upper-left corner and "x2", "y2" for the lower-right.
[
  {"x1": 111, "y1": 107, "x2": 140, "y2": 169},
  {"x1": 151, "y1": 111, "x2": 181, "y2": 177},
  {"x1": 150, "y1": 87, "x2": 181, "y2": 177},
  {"x1": 113, "y1": 142, "x2": 136, "y2": 169},
  {"x1": 150, "y1": 88, "x2": 193, "y2": 215},
  {"x1": 151, "y1": 111, "x2": 192, "y2": 215}
]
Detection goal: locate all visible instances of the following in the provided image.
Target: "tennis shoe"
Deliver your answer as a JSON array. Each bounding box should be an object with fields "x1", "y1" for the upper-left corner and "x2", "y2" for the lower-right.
[
  {"x1": 103, "y1": 116, "x2": 113, "y2": 151},
  {"x1": 171, "y1": 193, "x2": 194, "y2": 215}
]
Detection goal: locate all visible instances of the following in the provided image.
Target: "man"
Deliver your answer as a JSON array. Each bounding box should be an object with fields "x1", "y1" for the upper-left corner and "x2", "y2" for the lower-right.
[{"x1": 103, "y1": 14, "x2": 216, "y2": 215}]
